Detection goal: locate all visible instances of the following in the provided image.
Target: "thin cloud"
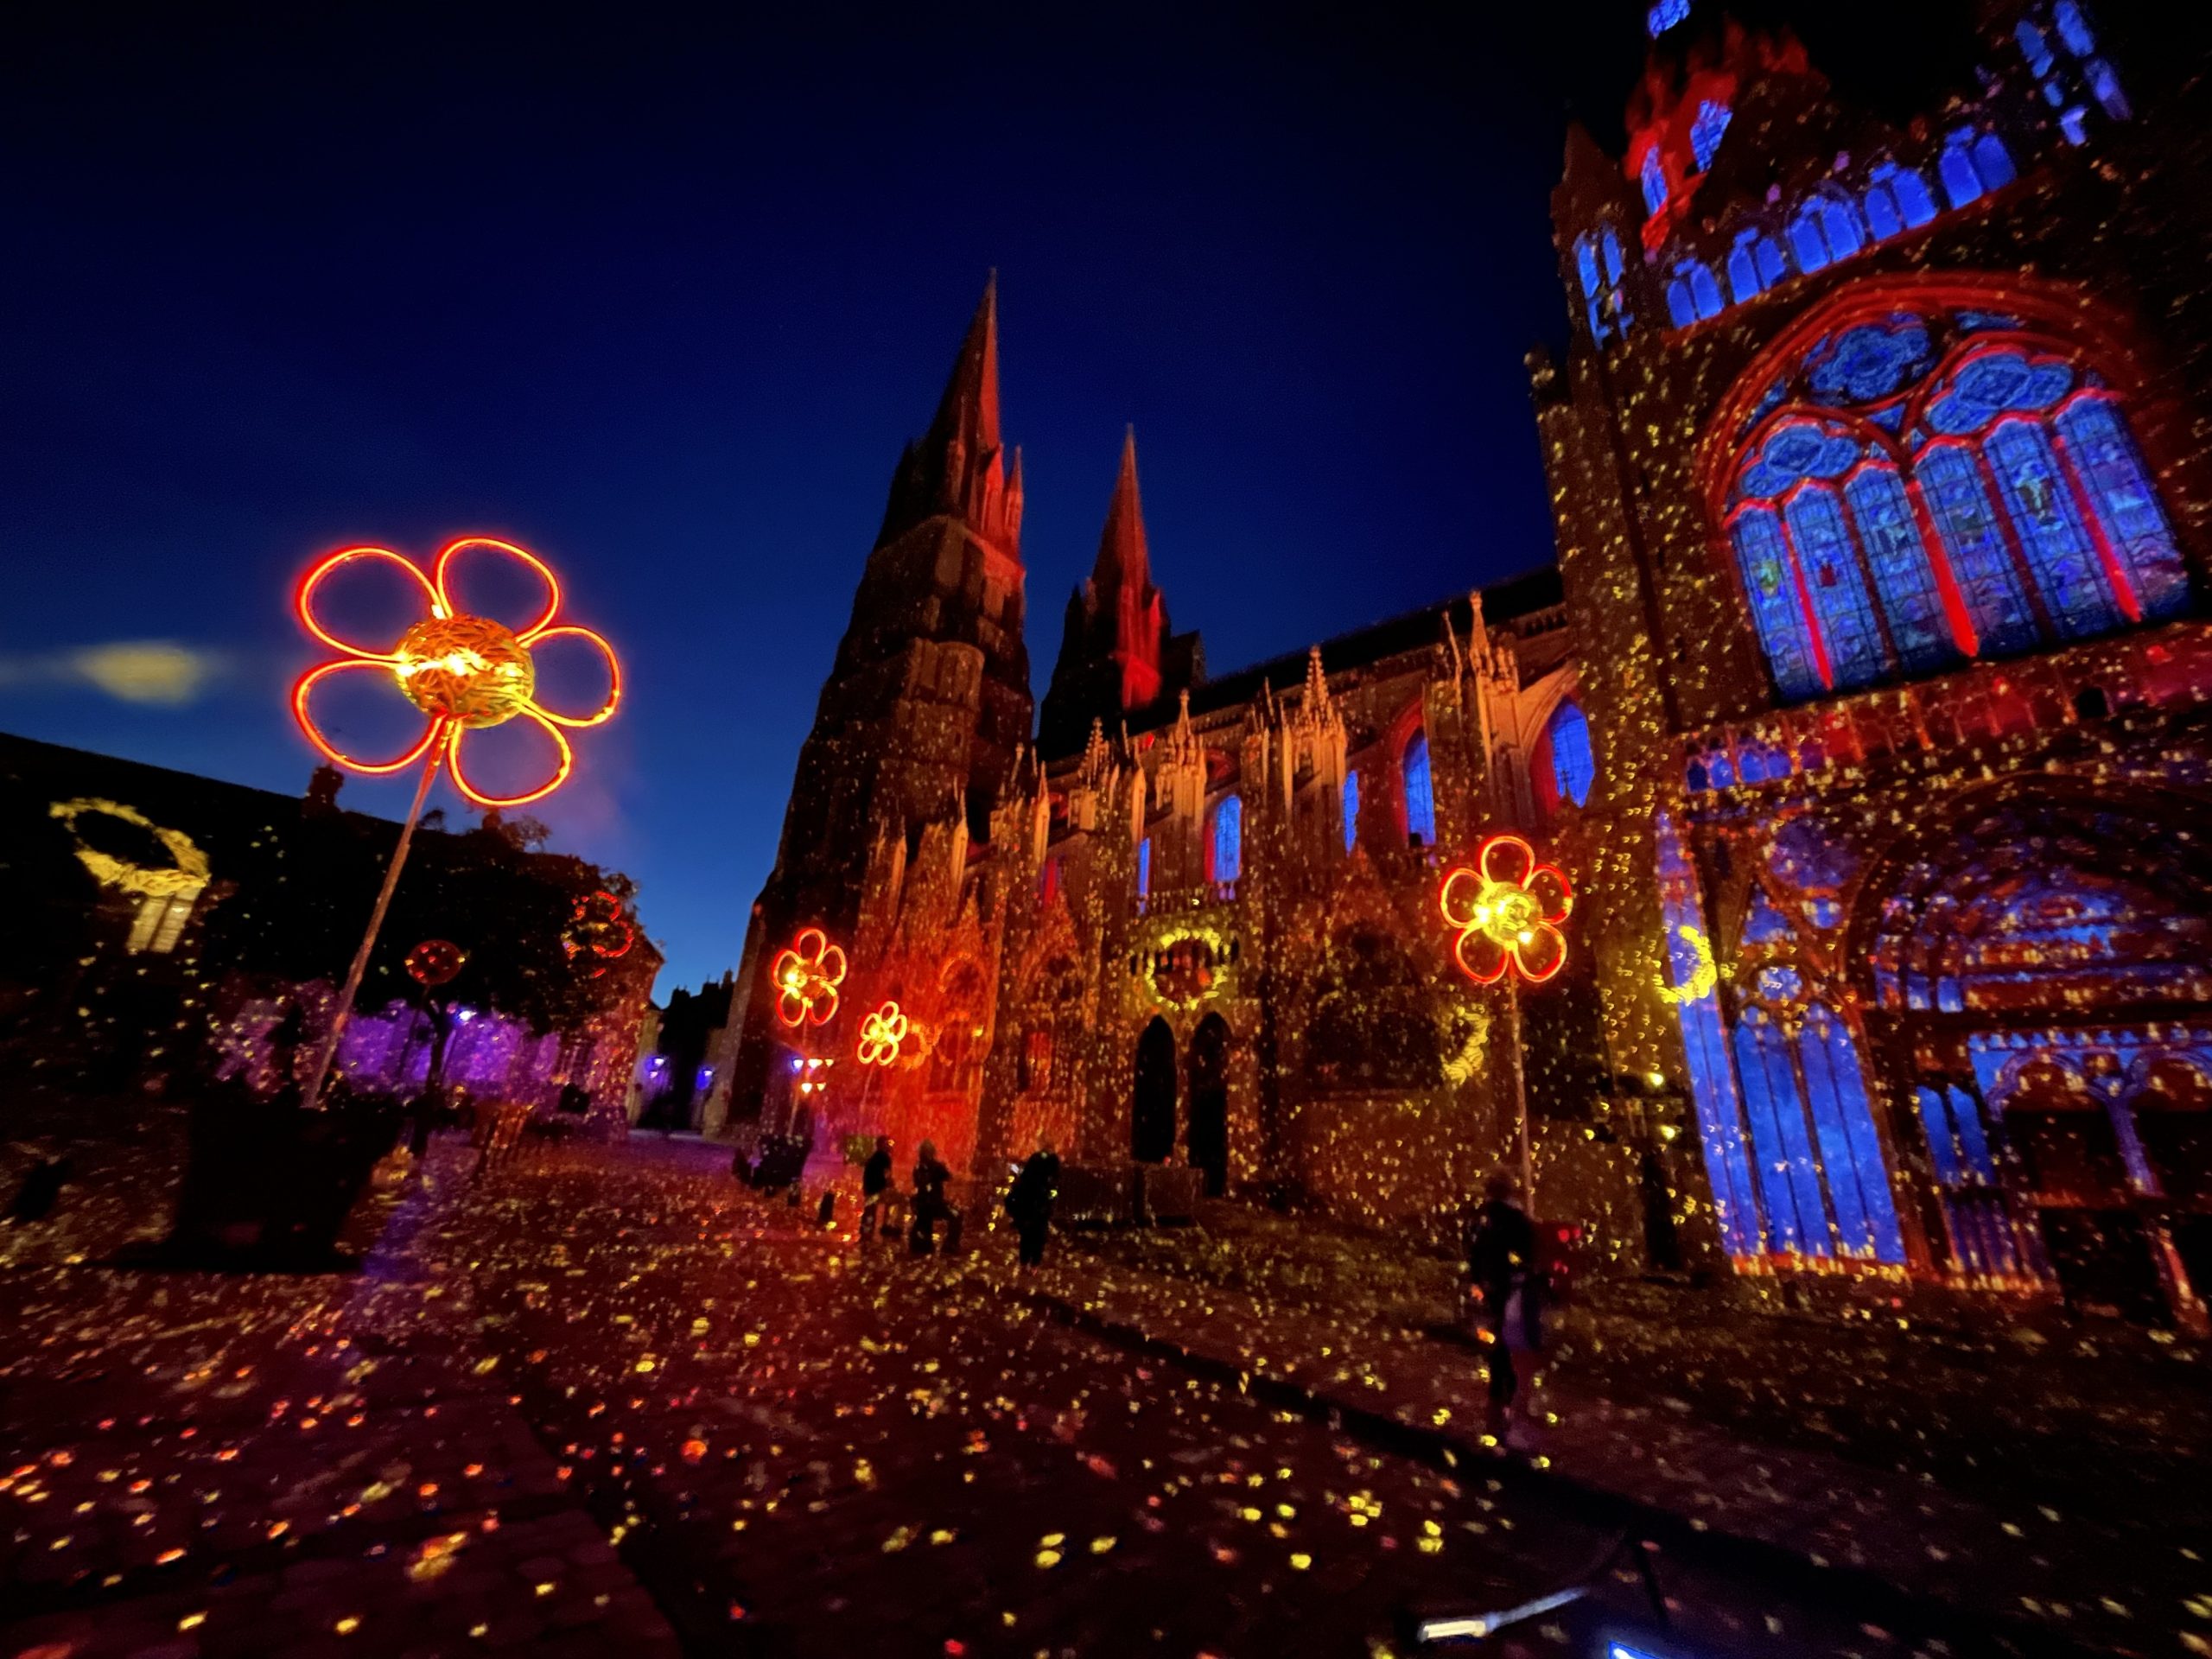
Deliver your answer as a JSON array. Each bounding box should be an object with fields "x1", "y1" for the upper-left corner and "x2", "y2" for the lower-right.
[{"x1": 0, "y1": 640, "x2": 232, "y2": 705}]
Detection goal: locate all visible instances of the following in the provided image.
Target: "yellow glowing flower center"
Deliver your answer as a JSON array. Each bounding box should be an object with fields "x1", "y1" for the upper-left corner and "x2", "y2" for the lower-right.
[
  {"x1": 1472, "y1": 884, "x2": 1540, "y2": 944},
  {"x1": 392, "y1": 615, "x2": 535, "y2": 728}
]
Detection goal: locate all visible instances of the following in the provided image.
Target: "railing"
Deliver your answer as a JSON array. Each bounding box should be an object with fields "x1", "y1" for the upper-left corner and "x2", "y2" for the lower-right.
[{"x1": 1135, "y1": 879, "x2": 1238, "y2": 918}]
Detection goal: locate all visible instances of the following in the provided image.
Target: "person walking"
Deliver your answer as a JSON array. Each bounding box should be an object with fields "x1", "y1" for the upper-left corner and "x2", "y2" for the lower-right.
[
  {"x1": 859, "y1": 1135, "x2": 895, "y2": 1241},
  {"x1": 1005, "y1": 1143, "x2": 1061, "y2": 1268},
  {"x1": 1463, "y1": 1171, "x2": 1541, "y2": 1443},
  {"x1": 908, "y1": 1140, "x2": 960, "y2": 1255}
]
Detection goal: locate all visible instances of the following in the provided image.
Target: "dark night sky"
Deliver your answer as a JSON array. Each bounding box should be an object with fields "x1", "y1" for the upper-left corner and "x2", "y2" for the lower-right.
[{"x1": 3, "y1": 1, "x2": 1669, "y2": 995}]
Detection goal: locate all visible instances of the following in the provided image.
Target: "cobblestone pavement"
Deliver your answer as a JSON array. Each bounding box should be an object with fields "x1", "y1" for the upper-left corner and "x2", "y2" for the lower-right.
[
  {"x1": 1048, "y1": 1204, "x2": 2212, "y2": 1659},
  {"x1": 0, "y1": 1135, "x2": 2036, "y2": 1659}
]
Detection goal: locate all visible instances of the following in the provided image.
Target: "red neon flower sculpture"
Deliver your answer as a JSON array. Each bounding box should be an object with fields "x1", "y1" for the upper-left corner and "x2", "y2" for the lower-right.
[
  {"x1": 771, "y1": 928, "x2": 848, "y2": 1029},
  {"x1": 563, "y1": 890, "x2": 636, "y2": 980},
  {"x1": 292, "y1": 536, "x2": 620, "y2": 809},
  {"x1": 856, "y1": 1001, "x2": 909, "y2": 1066},
  {"x1": 1440, "y1": 833, "x2": 1573, "y2": 986}
]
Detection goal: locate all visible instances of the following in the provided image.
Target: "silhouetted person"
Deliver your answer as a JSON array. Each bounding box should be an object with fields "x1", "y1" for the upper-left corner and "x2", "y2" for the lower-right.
[
  {"x1": 1463, "y1": 1172, "x2": 1541, "y2": 1440},
  {"x1": 908, "y1": 1140, "x2": 960, "y2": 1255},
  {"x1": 1005, "y1": 1145, "x2": 1060, "y2": 1268},
  {"x1": 859, "y1": 1136, "x2": 894, "y2": 1240},
  {"x1": 5, "y1": 1155, "x2": 71, "y2": 1224}
]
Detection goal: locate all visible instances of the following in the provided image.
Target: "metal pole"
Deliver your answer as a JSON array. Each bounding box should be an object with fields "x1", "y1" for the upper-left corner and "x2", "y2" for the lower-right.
[
  {"x1": 298, "y1": 734, "x2": 446, "y2": 1110},
  {"x1": 1507, "y1": 976, "x2": 1535, "y2": 1209}
]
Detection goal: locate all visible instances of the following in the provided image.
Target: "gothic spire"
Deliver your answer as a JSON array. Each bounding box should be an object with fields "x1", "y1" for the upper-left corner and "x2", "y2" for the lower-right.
[
  {"x1": 1091, "y1": 426, "x2": 1152, "y2": 600},
  {"x1": 874, "y1": 274, "x2": 1019, "y2": 556}
]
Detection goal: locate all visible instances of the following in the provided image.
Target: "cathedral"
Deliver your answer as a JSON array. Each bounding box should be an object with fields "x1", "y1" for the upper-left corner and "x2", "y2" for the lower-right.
[{"x1": 730, "y1": 0, "x2": 2212, "y2": 1323}]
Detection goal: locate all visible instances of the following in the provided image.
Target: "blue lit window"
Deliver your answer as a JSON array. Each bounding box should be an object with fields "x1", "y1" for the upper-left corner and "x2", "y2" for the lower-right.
[
  {"x1": 1732, "y1": 1008, "x2": 1830, "y2": 1256},
  {"x1": 1986, "y1": 417, "x2": 2121, "y2": 637},
  {"x1": 1690, "y1": 99, "x2": 1732, "y2": 171},
  {"x1": 1729, "y1": 507, "x2": 1825, "y2": 698},
  {"x1": 1819, "y1": 196, "x2": 1865, "y2": 261},
  {"x1": 1787, "y1": 194, "x2": 1866, "y2": 275},
  {"x1": 2087, "y1": 58, "x2": 2129, "y2": 119},
  {"x1": 2055, "y1": 395, "x2": 2190, "y2": 620},
  {"x1": 1402, "y1": 731, "x2": 1435, "y2": 847},
  {"x1": 1845, "y1": 464, "x2": 1956, "y2": 673},
  {"x1": 1640, "y1": 147, "x2": 1668, "y2": 214},
  {"x1": 1575, "y1": 234, "x2": 1609, "y2": 344},
  {"x1": 1940, "y1": 128, "x2": 2015, "y2": 209},
  {"x1": 1646, "y1": 0, "x2": 1688, "y2": 36},
  {"x1": 1727, "y1": 229, "x2": 1786, "y2": 303},
  {"x1": 1787, "y1": 207, "x2": 1830, "y2": 274},
  {"x1": 1783, "y1": 483, "x2": 1892, "y2": 690},
  {"x1": 1545, "y1": 702, "x2": 1595, "y2": 808},
  {"x1": 1862, "y1": 162, "x2": 1937, "y2": 238},
  {"x1": 1667, "y1": 279, "x2": 1696, "y2": 329},
  {"x1": 1210, "y1": 795, "x2": 1243, "y2": 885},
  {"x1": 1341, "y1": 771, "x2": 1359, "y2": 854},
  {"x1": 1939, "y1": 133, "x2": 1985, "y2": 207},
  {"x1": 2054, "y1": 0, "x2": 2095, "y2": 55},
  {"x1": 1136, "y1": 836, "x2": 1151, "y2": 897},
  {"x1": 1797, "y1": 1005, "x2": 1905, "y2": 1262},
  {"x1": 2016, "y1": 16, "x2": 2056, "y2": 75},
  {"x1": 1656, "y1": 812, "x2": 1764, "y2": 1256},
  {"x1": 1669, "y1": 260, "x2": 1723, "y2": 326}
]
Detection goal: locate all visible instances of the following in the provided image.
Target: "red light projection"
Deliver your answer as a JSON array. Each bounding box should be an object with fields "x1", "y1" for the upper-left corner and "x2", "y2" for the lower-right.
[
  {"x1": 563, "y1": 890, "x2": 636, "y2": 980},
  {"x1": 405, "y1": 938, "x2": 467, "y2": 988}
]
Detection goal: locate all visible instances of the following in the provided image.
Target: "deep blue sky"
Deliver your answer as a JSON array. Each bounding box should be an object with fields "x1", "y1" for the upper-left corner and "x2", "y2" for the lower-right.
[{"x1": 3, "y1": 1, "x2": 1663, "y2": 996}]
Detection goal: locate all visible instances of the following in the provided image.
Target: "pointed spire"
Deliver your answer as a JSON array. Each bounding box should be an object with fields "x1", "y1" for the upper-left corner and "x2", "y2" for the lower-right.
[
  {"x1": 874, "y1": 275, "x2": 1019, "y2": 556},
  {"x1": 1092, "y1": 426, "x2": 1151, "y2": 596}
]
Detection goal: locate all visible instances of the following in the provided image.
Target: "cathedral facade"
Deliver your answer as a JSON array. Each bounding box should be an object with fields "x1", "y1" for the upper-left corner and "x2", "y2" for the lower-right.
[
  {"x1": 732, "y1": 0, "x2": 2212, "y2": 1316},
  {"x1": 1543, "y1": 0, "x2": 2212, "y2": 1323}
]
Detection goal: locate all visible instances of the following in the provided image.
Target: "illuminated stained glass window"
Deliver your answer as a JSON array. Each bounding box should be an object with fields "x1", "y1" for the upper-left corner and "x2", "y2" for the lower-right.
[
  {"x1": 1690, "y1": 99, "x2": 1732, "y2": 171},
  {"x1": 1916, "y1": 443, "x2": 2040, "y2": 653},
  {"x1": 2054, "y1": 396, "x2": 2190, "y2": 620},
  {"x1": 1656, "y1": 812, "x2": 1764, "y2": 1256},
  {"x1": 1845, "y1": 464, "x2": 1955, "y2": 672},
  {"x1": 1136, "y1": 836, "x2": 1151, "y2": 897},
  {"x1": 1546, "y1": 702, "x2": 1595, "y2": 807},
  {"x1": 1640, "y1": 147, "x2": 1668, "y2": 214},
  {"x1": 1402, "y1": 731, "x2": 1435, "y2": 846},
  {"x1": 1782, "y1": 485, "x2": 1891, "y2": 690},
  {"x1": 1939, "y1": 127, "x2": 2015, "y2": 209},
  {"x1": 1732, "y1": 1008, "x2": 1831, "y2": 1256},
  {"x1": 1730, "y1": 508, "x2": 1824, "y2": 698},
  {"x1": 1646, "y1": 0, "x2": 1688, "y2": 36},
  {"x1": 1667, "y1": 280, "x2": 1696, "y2": 329},
  {"x1": 1797, "y1": 1004, "x2": 1906, "y2": 1262},
  {"x1": 1341, "y1": 770, "x2": 1359, "y2": 854},
  {"x1": 1726, "y1": 315, "x2": 2186, "y2": 696},
  {"x1": 1986, "y1": 418, "x2": 2123, "y2": 636},
  {"x1": 1575, "y1": 236, "x2": 1607, "y2": 344},
  {"x1": 1210, "y1": 796, "x2": 1243, "y2": 885},
  {"x1": 1727, "y1": 229, "x2": 1786, "y2": 304}
]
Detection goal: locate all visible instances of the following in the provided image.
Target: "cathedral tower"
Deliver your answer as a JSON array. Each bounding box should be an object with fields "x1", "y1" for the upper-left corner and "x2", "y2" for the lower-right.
[
  {"x1": 1039, "y1": 429, "x2": 1203, "y2": 757},
  {"x1": 728, "y1": 279, "x2": 1035, "y2": 1124}
]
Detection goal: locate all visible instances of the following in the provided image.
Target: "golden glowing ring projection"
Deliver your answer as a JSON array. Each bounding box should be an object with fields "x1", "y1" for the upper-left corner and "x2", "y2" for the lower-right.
[
  {"x1": 857, "y1": 1001, "x2": 910, "y2": 1065},
  {"x1": 48, "y1": 798, "x2": 211, "y2": 899},
  {"x1": 1440, "y1": 832, "x2": 1573, "y2": 986},
  {"x1": 1656, "y1": 924, "x2": 1718, "y2": 1004},
  {"x1": 772, "y1": 928, "x2": 848, "y2": 1028},
  {"x1": 290, "y1": 536, "x2": 621, "y2": 808}
]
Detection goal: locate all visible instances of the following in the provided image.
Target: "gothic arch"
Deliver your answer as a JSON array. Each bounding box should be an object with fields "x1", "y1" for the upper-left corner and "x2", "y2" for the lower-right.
[
  {"x1": 1132, "y1": 1016, "x2": 1179, "y2": 1163},
  {"x1": 1187, "y1": 1013, "x2": 1231, "y2": 1194}
]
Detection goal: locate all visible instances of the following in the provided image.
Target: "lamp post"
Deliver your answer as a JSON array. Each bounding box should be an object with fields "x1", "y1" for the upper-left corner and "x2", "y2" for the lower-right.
[{"x1": 1440, "y1": 833, "x2": 1574, "y2": 1210}]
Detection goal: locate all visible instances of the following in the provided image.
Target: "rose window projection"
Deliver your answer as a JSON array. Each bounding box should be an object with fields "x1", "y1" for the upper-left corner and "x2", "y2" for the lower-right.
[{"x1": 1722, "y1": 309, "x2": 2192, "y2": 701}]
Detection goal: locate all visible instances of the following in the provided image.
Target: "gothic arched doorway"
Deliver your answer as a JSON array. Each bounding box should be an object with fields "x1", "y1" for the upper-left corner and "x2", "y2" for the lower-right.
[
  {"x1": 1855, "y1": 786, "x2": 2212, "y2": 1323},
  {"x1": 1132, "y1": 1017, "x2": 1178, "y2": 1164},
  {"x1": 1188, "y1": 1014, "x2": 1230, "y2": 1194}
]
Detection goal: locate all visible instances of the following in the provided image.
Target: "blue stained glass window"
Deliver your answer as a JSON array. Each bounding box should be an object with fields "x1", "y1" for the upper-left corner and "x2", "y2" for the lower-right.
[
  {"x1": 2016, "y1": 16, "x2": 2056, "y2": 75},
  {"x1": 1733, "y1": 1010, "x2": 1831, "y2": 1256},
  {"x1": 1667, "y1": 280, "x2": 1696, "y2": 328},
  {"x1": 1601, "y1": 229, "x2": 1624, "y2": 283},
  {"x1": 1928, "y1": 349, "x2": 2075, "y2": 435},
  {"x1": 1742, "y1": 887, "x2": 1797, "y2": 945},
  {"x1": 1341, "y1": 771, "x2": 1359, "y2": 854},
  {"x1": 2088, "y1": 59, "x2": 2130, "y2": 119},
  {"x1": 1788, "y1": 207, "x2": 1831, "y2": 274},
  {"x1": 1808, "y1": 321, "x2": 1931, "y2": 404},
  {"x1": 1402, "y1": 731, "x2": 1435, "y2": 846},
  {"x1": 2058, "y1": 105, "x2": 2089, "y2": 145},
  {"x1": 1547, "y1": 702, "x2": 1595, "y2": 807},
  {"x1": 1576, "y1": 236, "x2": 1607, "y2": 342},
  {"x1": 1728, "y1": 230, "x2": 1785, "y2": 303},
  {"x1": 1641, "y1": 148, "x2": 1669, "y2": 214},
  {"x1": 1687, "y1": 261, "x2": 1722, "y2": 318},
  {"x1": 1915, "y1": 444, "x2": 2041, "y2": 653},
  {"x1": 1948, "y1": 1084, "x2": 1998, "y2": 1183},
  {"x1": 1136, "y1": 836, "x2": 1151, "y2": 897},
  {"x1": 1691, "y1": 99, "x2": 1732, "y2": 170},
  {"x1": 1846, "y1": 464, "x2": 1955, "y2": 671},
  {"x1": 1916, "y1": 1087, "x2": 1964, "y2": 1186},
  {"x1": 2055, "y1": 396, "x2": 2191, "y2": 620},
  {"x1": 1973, "y1": 131, "x2": 2016, "y2": 190},
  {"x1": 1656, "y1": 812, "x2": 1764, "y2": 1256},
  {"x1": 1939, "y1": 135, "x2": 1985, "y2": 208},
  {"x1": 1783, "y1": 485, "x2": 1892, "y2": 690},
  {"x1": 1986, "y1": 418, "x2": 2123, "y2": 635},
  {"x1": 1647, "y1": 0, "x2": 1688, "y2": 36},
  {"x1": 1819, "y1": 197, "x2": 1865, "y2": 262},
  {"x1": 1731, "y1": 509, "x2": 1824, "y2": 697},
  {"x1": 1211, "y1": 795, "x2": 1243, "y2": 884},
  {"x1": 1891, "y1": 166, "x2": 1937, "y2": 226},
  {"x1": 1798, "y1": 1005, "x2": 1906, "y2": 1262},
  {"x1": 1863, "y1": 180, "x2": 1904, "y2": 240},
  {"x1": 2053, "y1": 0, "x2": 2094, "y2": 56}
]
